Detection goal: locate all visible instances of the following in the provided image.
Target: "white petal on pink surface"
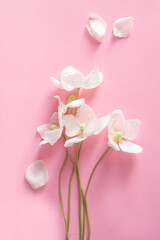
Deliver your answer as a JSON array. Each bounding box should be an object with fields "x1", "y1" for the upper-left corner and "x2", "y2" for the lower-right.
[
  {"x1": 25, "y1": 160, "x2": 49, "y2": 189},
  {"x1": 125, "y1": 119, "x2": 141, "y2": 140},
  {"x1": 50, "y1": 77, "x2": 63, "y2": 89},
  {"x1": 84, "y1": 66, "x2": 103, "y2": 89},
  {"x1": 76, "y1": 103, "x2": 95, "y2": 126},
  {"x1": 37, "y1": 124, "x2": 50, "y2": 138},
  {"x1": 108, "y1": 110, "x2": 126, "y2": 133},
  {"x1": 44, "y1": 128, "x2": 63, "y2": 145},
  {"x1": 94, "y1": 115, "x2": 110, "y2": 135},
  {"x1": 61, "y1": 66, "x2": 85, "y2": 91},
  {"x1": 119, "y1": 140, "x2": 143, "y2": 154},
  {"x1": 84, "y1": 116, "x2": 99, "y2": 136},
  {"x1": 67, "y1": 98, "x2": 85, "y2": 108},
  {"x1": 86, "y1": 13, "x2": 107, "y2": 42},
  {"x1": 64, "y1": 136, "x2": 87, "y2": 148},
  {"x1": 113, "y1": 17, "x2": 133, "y2": 38},
  {"x1": 50, "y1": 112, "x2": 59, "y2": 125},
  {"x1": 64, "y1": 115, "x2": 80, "y2": 137}
]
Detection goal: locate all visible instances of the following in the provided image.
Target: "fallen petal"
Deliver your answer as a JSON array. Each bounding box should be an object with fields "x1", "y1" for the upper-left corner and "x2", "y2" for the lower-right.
[
  {"x1": 86, "y1": 13, "x2": 107, "y2": 42},
  {"x1": 25, "y1": 160, "x2": 49, "y2": 189},
  {"x1": 113, "y1": 16, "x2": 133, "y2": 38}
]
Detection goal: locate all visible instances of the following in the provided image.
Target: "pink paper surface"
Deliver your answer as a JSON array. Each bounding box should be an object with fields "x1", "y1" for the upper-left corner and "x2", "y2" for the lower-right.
[{"x1": 0, "y1": 0, "x2": 160, "y2": 239}]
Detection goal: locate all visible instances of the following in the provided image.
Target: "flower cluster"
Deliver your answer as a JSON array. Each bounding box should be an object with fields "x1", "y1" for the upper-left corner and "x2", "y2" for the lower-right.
[{"x1": 25, "y1": 66, "x2": 142, "y2": 240}]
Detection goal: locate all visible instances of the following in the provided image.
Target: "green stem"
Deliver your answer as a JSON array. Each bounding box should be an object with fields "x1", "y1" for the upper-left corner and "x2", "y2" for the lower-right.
[
  {"x1": 67, "y1": 148, "x2": 76, "y2": 232},
  {"x1": 82, "y1": 147, "x2": 111, "y2": 240},
  {"x1": 59, "y1": 150, "x2": 69, "y2": 240},
  {"x1": 78, "y1": 141, "x2": 83, "y2": 159},
  {"x1": 76, "y1": 143, "x2": 82, "y2": 239}
]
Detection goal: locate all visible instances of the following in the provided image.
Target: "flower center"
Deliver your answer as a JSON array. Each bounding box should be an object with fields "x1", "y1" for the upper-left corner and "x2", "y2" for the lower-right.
[
  {"x1": 68, "y1": 94, "x2": 76, "y2": 103},
  {"x1": 78, "y1": 124, "x2": 85, "y2": 135},
  {"x1": 112, "y1": 131, "x2": 123, "y2": 144},
  {"x1": 50, "y1": 124, "x2": 59, "y2": 130}
]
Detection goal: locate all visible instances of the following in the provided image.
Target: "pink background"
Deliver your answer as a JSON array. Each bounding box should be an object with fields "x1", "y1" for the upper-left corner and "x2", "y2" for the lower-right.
[{"x1": 0, "y1": 0, "x2": 160, "y2": 239}]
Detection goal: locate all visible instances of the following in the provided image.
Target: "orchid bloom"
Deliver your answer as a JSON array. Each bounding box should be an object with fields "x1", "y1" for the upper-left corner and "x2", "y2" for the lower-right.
[
  {"x1": 107, "y1": 110, "x2": 143, "y2": 154},
  {"x1": 51, "y1": 66, "x2": 103, "y2": 91},
  {"x1": 64, "y1": 103, "x2": 110, "y2": 147}
]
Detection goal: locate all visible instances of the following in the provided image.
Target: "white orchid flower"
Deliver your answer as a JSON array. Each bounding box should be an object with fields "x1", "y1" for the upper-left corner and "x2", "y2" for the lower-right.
[
  {"x1": 51, "y1": 66, "x2": 103, "y2": 91},
  {"x1": 64, "y1": 103, "x2": 110, "y2": 147},
  {"x1": 25, "y1": 160, "x2": 49, "y2": 189},
  {"x1": 107, "y1": 110, "x2": 143, "y2": 154}
]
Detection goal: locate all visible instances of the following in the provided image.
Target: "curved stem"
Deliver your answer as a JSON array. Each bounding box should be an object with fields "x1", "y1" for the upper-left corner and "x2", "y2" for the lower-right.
[
  {"x1": 78, "y1": 141, "x2": 83, "y2": 159},
  {"x1": 76, "y1": 143, "x2": 82, "y2": 239},
  {"x1": 67, "y1": 149, "x2": 76, "y2": 232},
  {"x1": 59, "y1": 151, "x2": 69, "y2": 240},
  {"x1": 82, "y1": 147, "x2": 111, "y2": 240}
]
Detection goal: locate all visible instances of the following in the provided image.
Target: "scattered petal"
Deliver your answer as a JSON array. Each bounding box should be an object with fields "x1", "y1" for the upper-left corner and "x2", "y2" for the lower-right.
[
  {"x1": 119, "y1": 140, "x2": 143, "y2": 154},
  {"x1": 86, "y1": 13, "x2": 107, "y2": 42},
  {"x1": 113, "y1": 16, "x2": 133, "y2": 38},
  {"x1": 25, "y1": 160, "x2": 49, "y2": 189}
]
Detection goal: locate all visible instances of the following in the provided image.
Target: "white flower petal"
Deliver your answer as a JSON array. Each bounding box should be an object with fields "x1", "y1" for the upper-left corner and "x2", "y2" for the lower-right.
[
  {"x1": 61, "y1": 66, "x2": 85, "y2": 91},
  {"x1": 86, "y1": 13, "x2": 107, "y2": 42},
  {"x1": 84, "y1": 116, "x2": 99, "y2": 137},
  {"x1": 39, "y1": 139, "x2": 49, "y2": 146},
  {"x1": 84, "y1": 67, "x2": 103, "y2": 89},
  {"x1": 50, "y1": 77, "x2": 63, "y2": 89},
  {"x1": 66, "y1": 98, "x2": 85, "y2": 108},
  {"x1": 44, "y1": 128, "x2": 63, "y2": 145},
  {"x1": 64, "y1": 115, "x2": 79, "y2": 137},
  {"x1": 113, "y1": 16, "x2": 133, "y2": 38},
  {"x1": 37, "y1": 124, "x2": 50, "y2": 138},
  {"x1": 54, "y1": 95, "x2": 67, "y2": 113},
  {"x1": 94, "y1": 114, "x2": 110, "y2": 135},
  {"x1": 119, "y1": 140, "x2": 143, "y2": 154},
  {"x1": 108, "y1": 136, "x2": 120, "y2": 151},
  {"x1": 108, "y1": 110, "x2": 126, "y2": 133},
  {"x1": 125, "y1": 119, "x2": 141, "y2": 140},
  {"x1": 76, "y1": 103, "x2": 95, "y2": 125},
  {"x1": 50, "y1": 112, "x2": 59, "y2": 125},
  {"x1": 25, "y1": 160, "x2": 49, "y2": 189},
  {"x1": 64, "y1": 136, "x2": 86, "y2": 147}
]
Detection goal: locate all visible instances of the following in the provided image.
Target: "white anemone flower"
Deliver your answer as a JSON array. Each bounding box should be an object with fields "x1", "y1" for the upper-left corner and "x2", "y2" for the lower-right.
[
  {"x1": 64, "y1": 103, "x2": 110, "y2": 147},
  {"x1": 107, "y1": 110, "x2": 143, "y2": 154},
  {"x1": 25, "y1": 160, "x2": 49, "y2": 189},
  {"x1": 51, "y1": 66, "x2": 103, "y2": 91},
  {"x1": 37, "y1": 111, "x2": 63, "y2": 146}
]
